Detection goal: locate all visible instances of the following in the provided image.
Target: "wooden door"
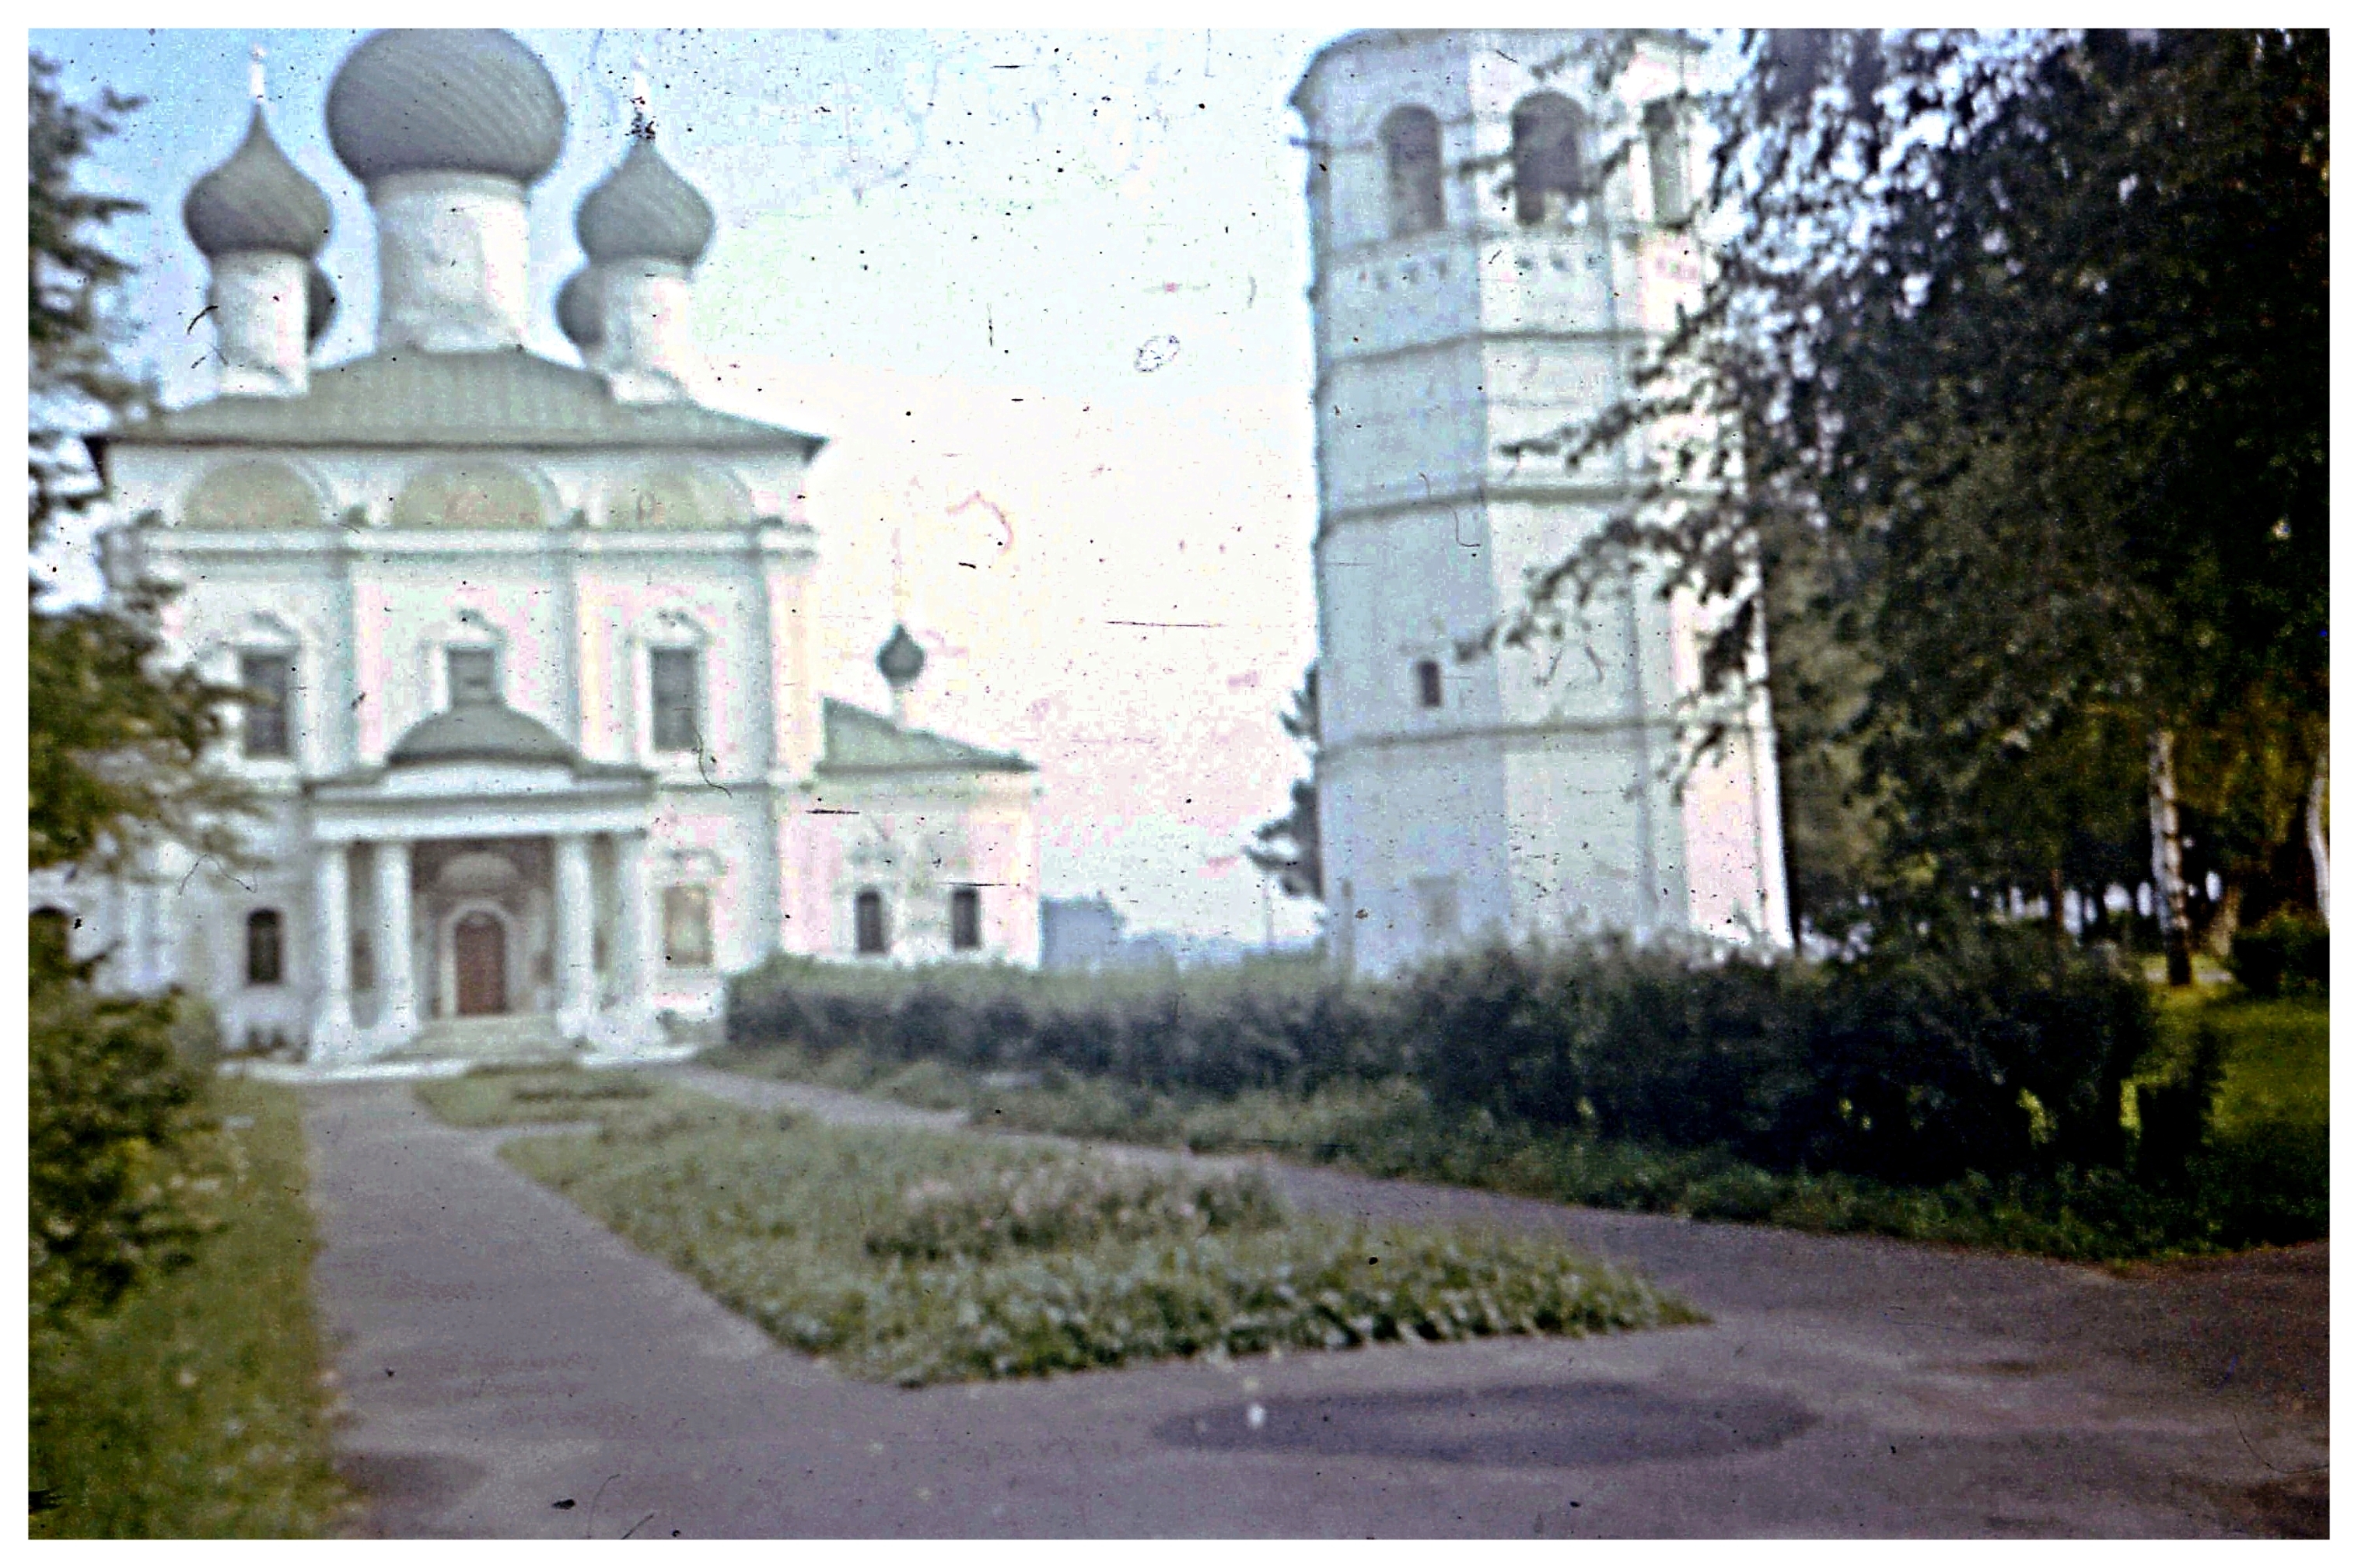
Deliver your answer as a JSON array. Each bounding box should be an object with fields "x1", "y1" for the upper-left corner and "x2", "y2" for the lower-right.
[{"x1": 454, "y1": 912, "x2": 507, "y2": 1016}]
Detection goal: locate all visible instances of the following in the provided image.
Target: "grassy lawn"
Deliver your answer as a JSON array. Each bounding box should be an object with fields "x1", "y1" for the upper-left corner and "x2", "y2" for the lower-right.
[
  {"x1": 30, "y1": 1078, "x2": 355, "y2": 1538},
  {"x1": 708, "y1": 983, "x2": 2331, "y2": 1264},
  {"x1": 417, "y1": 1068, "x2": 1699, "y2": 1386}
]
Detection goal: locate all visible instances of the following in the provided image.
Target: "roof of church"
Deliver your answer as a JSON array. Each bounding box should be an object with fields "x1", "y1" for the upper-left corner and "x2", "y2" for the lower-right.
[
  {"x1": 383, "y1": 698, "x2": 653, "y2": 775},
  {"x1": 815, "y1": 698, "x2": 1034, "y2": 777},
  {"x1": 103, "y1": 351, "x2": 823, "y2": 454}
]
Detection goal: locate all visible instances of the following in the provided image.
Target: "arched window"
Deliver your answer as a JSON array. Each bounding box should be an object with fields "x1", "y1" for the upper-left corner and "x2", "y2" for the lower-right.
[
  {"x1": 246, "y1": 909, "x2": 285, "y2": 986},
  {"x1": 663, "y1": 886, "x2": 713, "y2": 969},
  {"x1": 1510, "y1": 93, "x2": 1584, "y2": 226},
  {"x1": 649, "y1": 647, "x2": 702, "y2": 752},
  {"x1": 391, "y1": 462, "x2": 547, "y2": 530},
  {"x1": 182, "y1": 460, "x2": 324, "y2": 530},
  {"x1": 950, "y1": 887, "x2": 982, "y2": 952},
  {"x1": 1381, "y1": 107, "x2": 1444, "y2": 237},
  {"x1": 854, "y1": 889, "x2": 890, "y2": 957}
]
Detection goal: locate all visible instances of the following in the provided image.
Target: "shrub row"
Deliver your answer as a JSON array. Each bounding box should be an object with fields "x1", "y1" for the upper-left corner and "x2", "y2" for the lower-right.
[
  {"x1": 2227, "y1": 912, "x2": 2329, "y2": 997},
  {"x1": 727, "y1": 931, "x2": 2164, "y2": 1188}
]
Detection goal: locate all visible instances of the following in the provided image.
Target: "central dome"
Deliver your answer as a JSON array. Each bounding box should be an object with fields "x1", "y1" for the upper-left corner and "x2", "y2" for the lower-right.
[
  {"x1": 327, "y1": 30, "x2": 566, "y2": 186},
  {"x1": 387, "y1": 700, "x2": 575, "y2": 767}
]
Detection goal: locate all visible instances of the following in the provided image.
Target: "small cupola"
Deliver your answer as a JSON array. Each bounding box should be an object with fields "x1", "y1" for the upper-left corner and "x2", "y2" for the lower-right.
[
  {"x1": 571, "y1": 67, "x2": 712, "y2": 403},
  {"x1": 876, "y1": 624, "x2": 927, "y2": 725},
  {"x1": 183, "y1": 52, "x2": 334, "y2": 397}
]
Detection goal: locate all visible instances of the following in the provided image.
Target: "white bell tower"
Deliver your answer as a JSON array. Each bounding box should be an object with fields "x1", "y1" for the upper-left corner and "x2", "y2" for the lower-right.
[{"x1": 1293, "y1": 29, "x2": 1789, "y2": 975}]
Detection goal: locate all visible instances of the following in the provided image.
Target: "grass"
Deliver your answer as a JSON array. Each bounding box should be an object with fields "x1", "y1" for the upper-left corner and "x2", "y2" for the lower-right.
[
  {"x1": 414, "y1": 1062, "x2": 733, "y2": 1132},
  {"x1": 709, "y1": 980, "x2": 2330, "y2": 1264},
  {"x1": 418, "y1": 1070, "x2": 1699, "y2": 1386},
  {"x1": 30, "y1": 1078, "x2": 355, "y2": 1538}
]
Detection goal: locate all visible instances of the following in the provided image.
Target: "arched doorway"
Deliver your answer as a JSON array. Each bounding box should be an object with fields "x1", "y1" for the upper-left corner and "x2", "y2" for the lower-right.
[{"x1": 453, "y1": 911, "x2": 509, "y2": 1016}]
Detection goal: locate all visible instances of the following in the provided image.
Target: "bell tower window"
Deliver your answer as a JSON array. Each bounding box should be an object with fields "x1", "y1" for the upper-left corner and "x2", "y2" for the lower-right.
[
  {"x1": 1510, "y1": 93, "x2": 1584, "y2": 226},
  {"x1": 1415, "y1": 659, "x2": 1444, "y2": 710},
  {"x1": 1381, "y1": 107, "x2": 1444, "y2": 237}
]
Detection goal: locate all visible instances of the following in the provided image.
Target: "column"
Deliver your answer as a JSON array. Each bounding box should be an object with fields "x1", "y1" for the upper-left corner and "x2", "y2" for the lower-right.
[
  {"x1": 373, "y1": 838, "x2": 418, "y2": 1045},
  {"x1": 311, "y1": 842, "x2": 356, "y2": 1060},
  {"x1": 611, "y1": 831, "x2": 650, "y2": 1032},
  {"x1": 555, "y1": 833, "x2": 596, "y2": 1038}
]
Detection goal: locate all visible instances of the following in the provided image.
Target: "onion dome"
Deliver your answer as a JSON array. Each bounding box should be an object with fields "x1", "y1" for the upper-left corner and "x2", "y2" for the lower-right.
[
  {"x1": 183, "y1": 108, "x2": 331, "y2": 259},
  {"x1": 305, "y1": 264, "x2": 338, "y2": 345},
  {"x1": 326, "y1": 29, "x2": 565, "y2": 186},
  {"x1": 876, "y1": 624, "x2": 927, "y2": 690},
  {"x1": 555, "y1": 265, "x2": 604, "y2": 351},
  {"x1": 576, "y1": 139, "x2": 715, "y2": 267}
]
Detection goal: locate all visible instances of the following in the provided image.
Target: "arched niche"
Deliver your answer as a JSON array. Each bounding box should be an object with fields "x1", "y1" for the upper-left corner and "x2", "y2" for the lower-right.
[
  {"x1": 609, "y1": 463, "x2": 754, "y2": 530},
  {"x1": 391, "y1": 462, "x2": 548, "y2": 530},
  {"x1": 181, "y1": 460, "x2": 324, "y2": 530}
]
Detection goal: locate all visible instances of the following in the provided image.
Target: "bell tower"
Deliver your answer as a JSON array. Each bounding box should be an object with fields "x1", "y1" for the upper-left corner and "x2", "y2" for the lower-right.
[{"x1": 1292, "y1": 30, "x2": 1789, "y2": 975}]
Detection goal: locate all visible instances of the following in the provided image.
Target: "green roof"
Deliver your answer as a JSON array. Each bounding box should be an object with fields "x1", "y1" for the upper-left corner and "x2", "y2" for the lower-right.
[
  {"x1": 816, "y1": 698, "x2": 1034, "y2": 777},
  {"x1": 103, "y1": 351, "x2": 822, "y2": 454}
]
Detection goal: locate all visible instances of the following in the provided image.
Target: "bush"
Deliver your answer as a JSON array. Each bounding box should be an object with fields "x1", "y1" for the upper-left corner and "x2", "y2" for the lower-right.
[
  {"x1": 30, "y1": 972, "x2": 215, "y2": 1326},
  {"x1": 731, "y1": 930, "x2": 2161, "y2": 1190},
  {"x1": 2228, "y1": 912, "x2": 2330, "y2": 996}
]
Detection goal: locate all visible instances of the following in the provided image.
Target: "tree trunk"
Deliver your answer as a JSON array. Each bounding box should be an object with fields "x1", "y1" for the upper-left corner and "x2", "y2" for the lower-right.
[
  {"x1": 2048, "y1": 867, "x2": 2068, "y2": 943},
  {"x1": 2148, "y1": 726, "x2": 2194, "y2": 985},
  {"x1": 2307, "y1": 757, "x2": 2329, "y2": 926}
]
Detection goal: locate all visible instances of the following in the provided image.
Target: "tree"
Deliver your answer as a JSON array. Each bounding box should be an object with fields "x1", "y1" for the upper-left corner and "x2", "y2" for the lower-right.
[
  {"x1": 1498, "y1": 31, "x2": 2327, "y2": 975},
  {"x1": 1245, "y1": 664, "x2": 1322, "y2": 900},
  {"x1": 29, "y1": 51, "x2": 249, "y2": 875},
  {"x1": 27, "y1": 52, "x2": 238, "y2": 1330}
]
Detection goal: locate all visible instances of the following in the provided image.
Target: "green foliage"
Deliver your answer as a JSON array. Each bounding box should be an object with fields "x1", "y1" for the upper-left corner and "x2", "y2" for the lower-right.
[
  {"x1": 413, "y1": 1066, "x2": 717, "y2": 1132},
  {"x1": 30, "y1": 1080, "x2": 355, "y2": 1538},
  {"x1": 468, "y1": 1094, "x2": 1695, "y2": 1386},
  {"x1": 2227, "y1": 912, "x2": 2329, "y2": 997},
  {"x1": 30, "y1": 967, "x2": 216, "y2": 1325},
  {"x1": 729, "y1": 931, "x2": 2157, "y2": 1188},
  {"x1": 1502, "y1": 31, "x2": 2328, "y2": 922},
  {"x1": 1244, "y1": 663, "x2": 1321, "y2": 900}
]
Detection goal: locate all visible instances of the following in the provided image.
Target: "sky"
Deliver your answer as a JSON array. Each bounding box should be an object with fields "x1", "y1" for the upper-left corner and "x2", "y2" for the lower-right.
[{"x1": 31, "y1": 27, "x2": 1339, "y2": 945}]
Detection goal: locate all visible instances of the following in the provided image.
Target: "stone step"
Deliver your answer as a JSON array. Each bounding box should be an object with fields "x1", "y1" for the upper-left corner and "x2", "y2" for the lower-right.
[{"x1": 397, "y1": 1013, "x2": 576, "y2": 1065}]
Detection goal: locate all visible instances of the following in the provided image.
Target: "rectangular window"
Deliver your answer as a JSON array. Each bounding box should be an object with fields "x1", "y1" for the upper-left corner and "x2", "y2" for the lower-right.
[
  {"x1": 950, "y1": 887, "x2": 982, "y2": 951},
  {"x1": 246, "y1": 909, "x2": 284, "y2": 985},
  {"x1": 1645, "y1": 100, "x2": 1691, "y2": 224},
  {"x1": 1415, "y1": 658, "x2": 1444, "y2": 710},
  {"x1": 1413, "y1": 876, "x2": 1461, "y2": 942},
  {"x1": 240, "y1": 652, "x2": 292, "y2": 758},
  {"x1": 446, "y1": 646, "x2": 499, "y2": 706},
  {"x1": 855, "y1": 890, "x2": 889, "y2": 956},
  {"x1": 663, "y1": 885, "x2": 712, "y2": 968},
  {"x1": 650, "y1": 647, "x2": 701, "y2": 752}
]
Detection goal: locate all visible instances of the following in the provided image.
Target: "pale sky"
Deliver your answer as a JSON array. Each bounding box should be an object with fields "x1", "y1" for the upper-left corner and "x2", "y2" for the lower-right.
[{"x1": 32, "y1": 27, "x2": 1336, "y2": 943}]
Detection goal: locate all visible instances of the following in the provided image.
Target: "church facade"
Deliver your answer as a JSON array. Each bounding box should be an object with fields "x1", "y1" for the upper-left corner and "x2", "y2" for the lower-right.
[
  {"x1": 37, "y1": 30, "x2": 1042, "y2": 1062},
  {"x1": 1293, "y1": 30, "x2": 1791, "y2": 976}
]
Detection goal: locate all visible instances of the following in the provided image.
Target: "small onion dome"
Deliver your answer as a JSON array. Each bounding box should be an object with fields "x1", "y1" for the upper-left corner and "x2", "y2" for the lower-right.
[
  {"x1": 183, "y1": 107, "x2": 331, "y2": 259},
  {"x1": 576, "y1": 139, "x2": 715, "y2": 267},
  {"x1": 306, "y1": 264, "x2": 338, "y2": 346},
  {"x1": 555, "y1": 264, "x2": 604, "y2": 351},
  {"x1": 876, "y1": 624, "x2": 927, "y2": 690},
  {"x1": 326, "y1": 29, "x2": 565, "y2": 187}
]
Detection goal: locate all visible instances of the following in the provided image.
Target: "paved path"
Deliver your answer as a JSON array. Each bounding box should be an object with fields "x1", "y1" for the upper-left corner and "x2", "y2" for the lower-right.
[{"x1": 301, "y1": 1072, "x2": 2327, "y2": 1538}]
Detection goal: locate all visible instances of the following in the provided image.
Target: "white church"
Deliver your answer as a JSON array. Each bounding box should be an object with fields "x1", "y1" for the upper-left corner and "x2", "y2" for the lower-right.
[
  {"x1": 37, "y1": 30, "x2": 1043, "y2": 1061},
  {"x1": 1293, "y1": 30, "x2": 1791, "y2": 975}
]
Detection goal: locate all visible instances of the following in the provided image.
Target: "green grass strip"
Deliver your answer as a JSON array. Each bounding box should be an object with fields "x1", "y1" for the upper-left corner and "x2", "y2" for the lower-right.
[
  {"x1": 30, "y1": 1078, "x2": 355, "y2": 1538},
  {"x1": 424, "y1": 1073, "x2": 1699, "y2": 1387}
]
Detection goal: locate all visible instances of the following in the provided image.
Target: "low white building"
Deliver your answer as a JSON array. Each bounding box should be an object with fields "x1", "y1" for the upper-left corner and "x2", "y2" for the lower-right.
[
  {"x1": 33, "y1": 30, "x2": 1041, "y2": 1062},
  {"x1": 1293, "y1": 30, "x2": 1791, "y2": 975}
]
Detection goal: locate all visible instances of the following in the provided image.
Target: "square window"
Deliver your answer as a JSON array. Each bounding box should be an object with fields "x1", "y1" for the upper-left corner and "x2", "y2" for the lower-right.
[
  {"x1": 651, "y1": 647, "x2": 701, "y2": 752},
  {"x1": 240, "y1": 652, "x2": 293, "y2": 758},
  {"x1": 950, "y1": 887, "x2": 982, "y2": 951},
  {"x1": 446, "y1": 646, "x2": 499, "y2": 706}
]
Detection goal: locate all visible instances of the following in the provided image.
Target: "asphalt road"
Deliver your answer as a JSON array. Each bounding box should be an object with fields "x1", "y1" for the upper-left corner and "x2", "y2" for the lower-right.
[{"x1": 299, "y1": 1071, "x2": 2327, "y2": 1538}]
